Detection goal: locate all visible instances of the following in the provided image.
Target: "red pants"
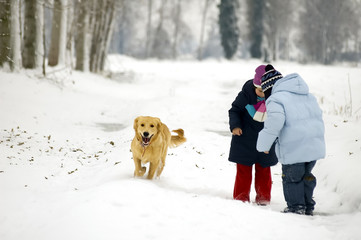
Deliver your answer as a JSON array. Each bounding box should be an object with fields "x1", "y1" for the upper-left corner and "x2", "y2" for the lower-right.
[{"x1": 233, "y1": 163, "x2": 272, "y2": 204}]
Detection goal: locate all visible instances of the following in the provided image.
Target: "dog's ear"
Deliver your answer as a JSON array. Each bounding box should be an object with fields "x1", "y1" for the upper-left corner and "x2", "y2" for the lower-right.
[
  {"x1": 133, "y1": 117, "x2": 139, "y2": 131},
  {"x1": 134, "y1": 117, "x2": 142, "y2": 141},
  {"x1": 155, "y1": 117, "x2": 162, "y2": 129}
]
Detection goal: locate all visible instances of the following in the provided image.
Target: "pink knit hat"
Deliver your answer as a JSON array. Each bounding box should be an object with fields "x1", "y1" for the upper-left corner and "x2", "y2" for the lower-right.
[{"x1": 253, "y1": 65, "x2": 266, "y2": 88}]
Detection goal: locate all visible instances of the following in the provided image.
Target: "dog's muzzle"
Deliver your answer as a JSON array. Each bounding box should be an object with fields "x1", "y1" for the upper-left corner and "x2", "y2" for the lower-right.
[{"x1": 142, "y1": 132, "x2": 153, "y2": 146}]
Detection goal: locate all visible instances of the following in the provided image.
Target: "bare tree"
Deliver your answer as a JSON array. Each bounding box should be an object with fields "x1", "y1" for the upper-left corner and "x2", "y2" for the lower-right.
[
  {"x1": 99, "y1": 0, "x2": 116, "y2": 71},
  {"x1": 300, "y1": 0, "x2": 360, "y2": 64},
  {"x1": 36, "y1": 0, "x2": 44, "y2": 68},
  {"x1": 89, "y1": 0, "x2": 100, "y2": 71},
  {"x1": 263, "y1": 0, "x2": 294, "y2": 61},
  {"x1": 0, "y1": 0, "x2": 11, "y2": 67},
  {"x1": 75, "y1": 0, "x2": 91, "y2": 71},
  {"x1": 151, "y1": 0, "x2": 171, "y2": 59},
  {"x1": 10, "y1": 0, "x2": 21, "y2": 71},
  {"x1": 89, "y1": 0, "x2": 117, "y2": 73},
  {"x1": 48, "y1": 0, "x2": 68, "y2": 66},
  {"x1": 22, "y1": 0, "x2": 43, "y2": 69},
  {"x1": 65, "y1": 0, "x2": 75, "y2": 68},
  {"x1": 339, "y1": 0, "x2": 361, "y2": 62}
]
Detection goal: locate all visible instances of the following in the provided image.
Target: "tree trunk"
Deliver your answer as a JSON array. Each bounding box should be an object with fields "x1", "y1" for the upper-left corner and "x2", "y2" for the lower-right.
[
  {"x1": 10, "y1": 0, "x2": 21, "y2": 71},
  {"x1": 36, "y1": 0, "x2": 44, "y2": 68},
  {"x1": 48, "y1": 0, "x2": 67, "y2": 67},
  {"x1": 75, "y1": 0, "x2": 90, "y2": 71},
  {"x1": 22, "y1": 0, "x2": 38, "y2": 69},
  {"x1": 95, "y1": 1, "x2": 108, "y2": 72},
  {"x1": 89, "y1": 0, "x2": 104, "y2": 72},
  {"x1": 89, "y1": 0, "x2": 116, "y2": 73},
  {"x1": 0, "y1": 0, "x2": 11, "y2": 67},
  {"x1": 65, "y1": 0, "x2": 74, "y2": 68},
  {"x1": 99, "y1": 0, "x2": 116, "y2": 72},
  {"x1": 42, "y1": 0, "x2": 46, "y2": 76}
]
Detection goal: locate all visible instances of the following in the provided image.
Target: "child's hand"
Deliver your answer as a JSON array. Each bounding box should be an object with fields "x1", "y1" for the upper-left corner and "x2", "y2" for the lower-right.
[
  {"x1": 264, "y1": 151, "x2": 269, "y2": 154},
  {"x1": 232, "y1": 128, "x2": 243, "y2": 136}
]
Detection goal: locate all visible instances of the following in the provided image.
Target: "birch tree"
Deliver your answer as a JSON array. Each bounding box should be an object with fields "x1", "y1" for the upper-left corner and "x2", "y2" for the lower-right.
[
  {"x1": 89, "y1": 0, "x2": 117, "y2": 73},
  {"x1": 99, "y1": 0, "x2": 116, "y2": 71},
  {"x1": 66, "y1": 0, "x2": 75, "y2": 68}
]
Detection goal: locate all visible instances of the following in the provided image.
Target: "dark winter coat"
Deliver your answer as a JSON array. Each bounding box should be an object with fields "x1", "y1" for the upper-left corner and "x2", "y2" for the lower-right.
[{"x1": 228, "y1": 80, "x2": 278, "y2": 167}]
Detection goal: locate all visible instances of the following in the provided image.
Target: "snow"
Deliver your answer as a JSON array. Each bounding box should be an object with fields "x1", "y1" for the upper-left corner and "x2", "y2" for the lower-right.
[{"x1": 1, "y1": 56, "x2": 361, "y2": 240}]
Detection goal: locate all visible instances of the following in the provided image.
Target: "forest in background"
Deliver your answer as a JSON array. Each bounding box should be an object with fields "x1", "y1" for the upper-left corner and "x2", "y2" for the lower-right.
[{"x1": 0, "y1": 0, "x2": 360, "y2": 74}]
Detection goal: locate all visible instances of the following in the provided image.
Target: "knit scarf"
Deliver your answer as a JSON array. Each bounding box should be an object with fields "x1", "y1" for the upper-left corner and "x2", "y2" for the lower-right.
[{"x1": 245, "y1": 97, "x2": 267, "y2": 122}]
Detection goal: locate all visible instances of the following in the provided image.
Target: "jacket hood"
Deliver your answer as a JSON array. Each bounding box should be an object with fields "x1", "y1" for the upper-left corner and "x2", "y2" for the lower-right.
[{"x1": 272, "y1": 73, "x2": 309, "y2": 95}]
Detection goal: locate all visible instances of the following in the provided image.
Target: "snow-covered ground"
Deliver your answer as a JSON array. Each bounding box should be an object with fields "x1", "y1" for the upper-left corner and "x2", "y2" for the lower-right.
[{"x1": 1, "y1": 56, "x2": 361, "y2": 240}]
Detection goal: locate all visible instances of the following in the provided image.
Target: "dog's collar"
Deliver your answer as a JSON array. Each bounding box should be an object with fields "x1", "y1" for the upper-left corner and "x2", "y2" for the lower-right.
[
  {"x1": 137, "y1": 135, "x2": 151, "y2": 157},
  {"x1": 141, "y1": 142, "x2": 150, "y2": 148},
  {"x1": 141, "y1": 142, "x2": 150, "y2": 157}
]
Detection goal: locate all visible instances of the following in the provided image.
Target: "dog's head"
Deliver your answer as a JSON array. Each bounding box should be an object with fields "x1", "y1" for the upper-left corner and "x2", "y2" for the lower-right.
[{"x1": 133, "y1": 116, "x2": 161, "y2": 146}]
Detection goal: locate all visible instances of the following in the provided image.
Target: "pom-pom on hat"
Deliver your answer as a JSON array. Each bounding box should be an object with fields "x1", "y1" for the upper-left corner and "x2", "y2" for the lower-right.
[
  {"x1": 261, "y1": 64, "x2": 283, "y2": 98},
  {"x1": 253, "y1": 65, "x2": 266, "y2": 88}
]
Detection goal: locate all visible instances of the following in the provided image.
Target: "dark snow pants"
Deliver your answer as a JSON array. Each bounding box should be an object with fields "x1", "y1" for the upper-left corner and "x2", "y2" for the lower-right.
[{"x1": 282, "y1": 161, "x2": 317, "y2": 212}]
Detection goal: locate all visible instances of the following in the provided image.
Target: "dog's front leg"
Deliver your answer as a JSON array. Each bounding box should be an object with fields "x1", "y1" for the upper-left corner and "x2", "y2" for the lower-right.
[
  {"x1": 157, "y1": 150, "x2": 167, "y2": 178},
  {"x1": 133, "y1": 158, "x2": 146, "y2": 177},
  {"x1": 147, "y1": 162, "x2": 158, "y2": 179}
]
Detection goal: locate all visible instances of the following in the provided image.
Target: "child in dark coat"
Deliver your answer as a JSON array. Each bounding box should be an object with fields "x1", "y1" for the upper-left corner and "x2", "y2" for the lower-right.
[{"x1": 228, "y1": 65, "x2": 278, "y2": 205}]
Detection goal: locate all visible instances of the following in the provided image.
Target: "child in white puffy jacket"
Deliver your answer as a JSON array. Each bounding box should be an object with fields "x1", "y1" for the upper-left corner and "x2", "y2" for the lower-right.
[{"x1": 256, "y1": 64, "x2": 326, "y2": 215}]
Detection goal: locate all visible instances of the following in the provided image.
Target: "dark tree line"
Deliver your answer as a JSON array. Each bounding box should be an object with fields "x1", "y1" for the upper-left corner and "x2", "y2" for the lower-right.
[
  {"x1": 299, "y1": 0, "x2": 361, "y2": 64},
  {"x1": 218, "y1": 0, "x2": 361, "y2": 63},
  {"x1": 247, "y1": 0, "x2": 264, "y2": 59},
  {"x1": 0, "y1": 0, "x2": 360, "y2": 73},
  {"x1": 218, "y1": 0, "x2": 239, "y2": 59}
]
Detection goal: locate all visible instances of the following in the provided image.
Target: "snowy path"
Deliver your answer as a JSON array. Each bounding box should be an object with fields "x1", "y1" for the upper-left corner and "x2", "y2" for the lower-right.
[{"x1": 1, "y1": 58, "x2": 361, "y2": 240}]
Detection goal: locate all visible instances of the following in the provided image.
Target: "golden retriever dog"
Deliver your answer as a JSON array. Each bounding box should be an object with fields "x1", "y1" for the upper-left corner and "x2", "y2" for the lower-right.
[{"x1": 131, "y1": 116, "x2": 186, "y2": 179}]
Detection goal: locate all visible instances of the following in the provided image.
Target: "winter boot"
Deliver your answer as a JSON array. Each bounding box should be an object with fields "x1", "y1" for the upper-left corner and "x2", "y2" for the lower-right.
[{"x1": 282, "y1": 207, "x2": 306, "y2": 215}]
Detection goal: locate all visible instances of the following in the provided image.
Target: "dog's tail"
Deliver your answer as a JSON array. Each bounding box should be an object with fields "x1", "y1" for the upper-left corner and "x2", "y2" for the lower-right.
[{"x1": 170, "y1": 129, "x2": 186, "y2": 148}]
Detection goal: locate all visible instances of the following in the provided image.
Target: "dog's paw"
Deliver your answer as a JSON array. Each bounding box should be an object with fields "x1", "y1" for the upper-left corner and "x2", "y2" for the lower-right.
[{"x1": 134, "y1": 167, "x2": 146, "y2": 177}]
